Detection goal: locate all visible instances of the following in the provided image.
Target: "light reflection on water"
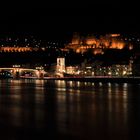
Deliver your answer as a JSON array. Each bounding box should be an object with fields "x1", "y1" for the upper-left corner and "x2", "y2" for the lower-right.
[{"x1": 0, "y1": 79, "x2": 139, "y2": 139}]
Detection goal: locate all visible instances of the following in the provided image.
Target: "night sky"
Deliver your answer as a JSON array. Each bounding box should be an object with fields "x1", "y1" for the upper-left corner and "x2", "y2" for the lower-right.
[{"x1": 0, "y1": 1, "x2": 139, "y2": 41}]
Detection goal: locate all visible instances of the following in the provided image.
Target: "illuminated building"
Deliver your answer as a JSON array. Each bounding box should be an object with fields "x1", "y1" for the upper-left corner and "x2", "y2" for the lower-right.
[
  {"x1": 66, "y1": 66, "x2": 78, "y2": 74},
  {"x1": 72, "y1": 57, "x2": 133, "y2": 77},
  {"x1": 0, "y1": 47, "x2": 32, "y2": 52},
  {"x1": 0, "y1": 36, "x2": 60, "y2": 53},
  {"x1": 0, "y1": 46, "x2": 54, "y2": 52},
  {"x1": 55, "y1": 57, "x2": 65, "y2": 77},
  {"x1": 65, "y1": 33, "x2": 133, "y2": 54}
]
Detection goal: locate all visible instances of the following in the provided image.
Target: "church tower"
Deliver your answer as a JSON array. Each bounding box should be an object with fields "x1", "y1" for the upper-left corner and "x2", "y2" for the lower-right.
[{"x1": 56, "y1": 57, "x2": 65, "y2": 73}]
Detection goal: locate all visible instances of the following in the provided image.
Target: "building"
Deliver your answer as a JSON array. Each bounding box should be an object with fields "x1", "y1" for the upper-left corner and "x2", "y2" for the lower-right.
[
  {"x1": 55, "y1": 57, "x2": 66, "y2": 77},
  {"x1": 64, "y1": 33, "x2": 133, "y2": 55}
]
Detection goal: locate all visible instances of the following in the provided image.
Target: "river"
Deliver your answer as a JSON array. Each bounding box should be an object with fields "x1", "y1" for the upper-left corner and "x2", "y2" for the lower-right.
[{"x1": 0, "y1": 79, "x2": 140, "y2": 140}]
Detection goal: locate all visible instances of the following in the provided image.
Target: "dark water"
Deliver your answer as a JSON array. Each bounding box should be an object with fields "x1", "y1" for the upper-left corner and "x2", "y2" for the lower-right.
[{"x1": 0, "y1": 79, "x2": 140, "y2": 140}]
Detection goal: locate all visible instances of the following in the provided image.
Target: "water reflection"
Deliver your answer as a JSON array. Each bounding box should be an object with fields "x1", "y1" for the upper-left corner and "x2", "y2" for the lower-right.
[{"x1": 0, "y1": 80, "x2": 139, "y2": 139}]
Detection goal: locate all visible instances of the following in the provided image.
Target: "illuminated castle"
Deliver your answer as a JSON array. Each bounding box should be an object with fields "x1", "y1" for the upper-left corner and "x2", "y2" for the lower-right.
[{"x1": 65, "y1": 33, "x2": 133, "y2": 54}]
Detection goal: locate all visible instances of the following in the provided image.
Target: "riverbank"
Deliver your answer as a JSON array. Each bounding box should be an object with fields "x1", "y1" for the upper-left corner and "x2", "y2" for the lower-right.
[
  {"x1": 1, "y1": 76, "x2": 140, "y2": 83},
  {"x1": 43, "y1": 76, "x2": 140, "y2": 83}
]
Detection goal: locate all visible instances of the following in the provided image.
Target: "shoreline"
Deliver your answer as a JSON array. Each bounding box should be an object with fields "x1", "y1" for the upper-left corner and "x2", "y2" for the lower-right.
[
  {"x1": 1, "y1": 77, "x2": 140, "y2": 83},
  {"x1": 43, "y1": 77, "x2": 140, "y2": 83},
  {"x1": 24, "y1": 76, "x2": 140, "y2": 83}
]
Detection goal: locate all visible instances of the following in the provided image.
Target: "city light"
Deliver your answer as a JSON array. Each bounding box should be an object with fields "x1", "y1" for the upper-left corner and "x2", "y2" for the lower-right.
[{"x1": 0, "y1": 33, "x2": 138, "y2": 78}]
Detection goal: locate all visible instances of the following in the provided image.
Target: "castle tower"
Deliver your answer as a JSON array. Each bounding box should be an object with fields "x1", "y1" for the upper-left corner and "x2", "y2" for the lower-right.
[{"x1": 71, "y1": 32, "x2": 80, "y2": 45}]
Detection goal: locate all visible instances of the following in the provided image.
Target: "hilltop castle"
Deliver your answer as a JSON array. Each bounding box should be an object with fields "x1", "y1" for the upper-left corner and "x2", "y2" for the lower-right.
[{"x1": 64, "y1": 33, "x2": 133, "y2": 54}]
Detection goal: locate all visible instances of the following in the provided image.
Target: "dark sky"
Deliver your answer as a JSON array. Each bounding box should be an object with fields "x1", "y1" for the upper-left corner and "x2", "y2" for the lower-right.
[{"x1": 0, "y1": 1, "x2": 139, "y2": 41}]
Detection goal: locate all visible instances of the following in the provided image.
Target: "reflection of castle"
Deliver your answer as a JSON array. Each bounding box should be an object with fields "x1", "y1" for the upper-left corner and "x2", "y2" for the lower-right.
[{"x1": 65, "y1": 33, "x2": 133, "y2": 54}]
